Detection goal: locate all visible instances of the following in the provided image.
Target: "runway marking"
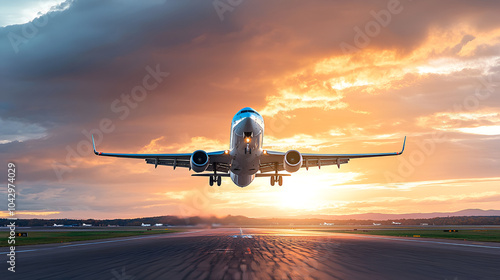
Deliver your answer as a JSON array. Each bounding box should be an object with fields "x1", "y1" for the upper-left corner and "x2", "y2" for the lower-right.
[
  {"x1": 355, "y1": 234, "x2": 500, "y2": 249},
  {"x1": 211, "y1": 248, "x2": 234, "y2": 254},
  {"x1": 7, "y1": 230, "x2": 206, "y2": 253}
]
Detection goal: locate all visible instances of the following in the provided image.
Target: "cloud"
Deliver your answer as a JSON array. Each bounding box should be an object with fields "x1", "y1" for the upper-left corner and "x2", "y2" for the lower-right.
[
  {"x1": 0, "y1": 118, "x2": 47, "y2": 144},
  {"x1": 417, "y1": 109, "x2": 500, "y2": 135},
  {"x1": 0, "y1": 0, "x2": 71, "y2": 27},
  {"x1": 0, "y1": 0, "x2": 499, "y2": 218}
]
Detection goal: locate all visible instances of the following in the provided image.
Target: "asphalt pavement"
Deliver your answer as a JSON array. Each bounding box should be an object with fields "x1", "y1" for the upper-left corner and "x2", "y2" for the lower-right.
[{"x1": 1, "y1": 227, "x2": 500, "y2": 279}]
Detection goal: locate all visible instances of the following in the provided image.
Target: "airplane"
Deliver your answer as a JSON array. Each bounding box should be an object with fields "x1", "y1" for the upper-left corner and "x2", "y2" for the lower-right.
[
  {"x1": 53, "y1": 223, "x2": 64, "y2": 227},
  {"x1": 373, "y1": 223, "x2": 382, "y2": 226},
  {"x1": 232, "y1": 228, "x2": 253, "y2": 238},
  {"x1": 93, "y1": 107, "x2": 405, "y2": 187},
  {"x1": 141, "y1": 223, "x2": 151, "y2": 227}
]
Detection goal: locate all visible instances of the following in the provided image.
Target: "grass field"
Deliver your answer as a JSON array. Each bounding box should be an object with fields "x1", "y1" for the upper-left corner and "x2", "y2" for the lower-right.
[
  {"x1": 0, "y1": 229, "x2": 180, "y2": 247},
  {"x1": 317, "y1": 229, "x2": 500, "y2": 243}
]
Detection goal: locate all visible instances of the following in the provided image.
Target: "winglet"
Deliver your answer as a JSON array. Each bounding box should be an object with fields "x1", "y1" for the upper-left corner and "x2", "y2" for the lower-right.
[
  {"x1": 398, "y1": 136, "x2": 406, "y2": 155},
  {"x1": 92, "y1": 134, "x2": 99, "y2": 155}
]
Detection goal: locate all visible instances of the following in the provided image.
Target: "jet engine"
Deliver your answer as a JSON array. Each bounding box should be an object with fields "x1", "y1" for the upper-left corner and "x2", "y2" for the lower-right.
[
  {"x1": 190, "y1": 150, "x2": 209, "y2": 173},
  {"x1": 284, "y1": 150, "x2": 302, "y2": 173}
]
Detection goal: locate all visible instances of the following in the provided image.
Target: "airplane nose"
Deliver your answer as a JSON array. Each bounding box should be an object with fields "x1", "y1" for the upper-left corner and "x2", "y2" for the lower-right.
[{"x1": 241, "y1": 117, "x2": 253, "y2": 133}]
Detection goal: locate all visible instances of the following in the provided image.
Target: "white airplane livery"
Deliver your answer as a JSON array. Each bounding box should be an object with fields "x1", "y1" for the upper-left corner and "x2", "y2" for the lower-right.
[{"x1": 93, "y1": 107, "x2": 405, "y2": 187}]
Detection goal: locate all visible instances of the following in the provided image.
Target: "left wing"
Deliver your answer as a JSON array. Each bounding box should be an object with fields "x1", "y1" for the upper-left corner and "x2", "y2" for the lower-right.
[
  {"x1": 259, "y1": 136, "x2": 406, "y2": 172},
  {"x1": 92, "y1": 135, "x2": 231, "y2": 172}
]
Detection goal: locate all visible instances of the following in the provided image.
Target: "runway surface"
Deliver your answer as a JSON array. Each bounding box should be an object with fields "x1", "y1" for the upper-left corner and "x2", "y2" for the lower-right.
[{"x1": 2, "y1": 227, "x2": 500, "y2": 279}]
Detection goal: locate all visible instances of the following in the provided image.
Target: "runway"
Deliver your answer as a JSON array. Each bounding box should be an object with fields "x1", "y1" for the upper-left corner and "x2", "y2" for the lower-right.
[{"x1": 2, "y1": 227, "x2": 500, "y2": 279}]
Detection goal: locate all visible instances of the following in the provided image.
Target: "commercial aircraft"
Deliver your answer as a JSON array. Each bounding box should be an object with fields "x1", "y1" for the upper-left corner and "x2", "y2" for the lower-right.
[
  {"x1": 232, "y1": 228, "x2": 253, "y2": 238},
  {"x1": 93, "y1": 107, "x2": 405, "y2": 187}
]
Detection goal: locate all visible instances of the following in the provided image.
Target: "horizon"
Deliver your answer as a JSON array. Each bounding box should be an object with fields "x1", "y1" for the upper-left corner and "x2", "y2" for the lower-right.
[
  {"x1": 1, "y1": 0, "x2": 500, "y2": 219},
  {"x1": 4, "y1": 208, "x2": 500, "y2": 222}
]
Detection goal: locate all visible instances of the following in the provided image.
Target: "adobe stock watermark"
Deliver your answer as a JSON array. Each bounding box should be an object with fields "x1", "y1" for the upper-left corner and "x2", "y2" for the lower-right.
[
  {"x1": 6, "y1": 163, "x2": 17, "y2": 273},
  {"x1": 8, "y1": 15, "x2": 51, "y2": 53},
  {"x1": 110, "y1": 266, "x2": 135, "y2": 280},
  {"x1": 178, "y1": 184, "x2": 215, "y2": 225},
  {"x1": 213, "y1": 0, "x2": 245, "y2": 21},
  {"x1": 339, "y1": 0, "x2": 411, "y2": 54},
  {"x1": 52, "y1": 64, "x2": 169, "y2": 181},
  {"x1": 300, "y1": 238, "x2": 336, "y2": 278},
  {"x1": 384, "y1": 75, "x2": 498, "y2": 183},
  {"x1": 7, "y1": 1, "x2": 72, "y2": 54}
]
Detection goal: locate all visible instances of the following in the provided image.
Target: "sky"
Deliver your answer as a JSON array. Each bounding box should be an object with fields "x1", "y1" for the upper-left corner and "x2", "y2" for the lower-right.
[{"x1": 0, "y1": 0, "x2": 499, "y2": 219}]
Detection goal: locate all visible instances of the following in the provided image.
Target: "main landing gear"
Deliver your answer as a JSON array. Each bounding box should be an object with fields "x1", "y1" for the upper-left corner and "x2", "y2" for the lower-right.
[
  {"x1": 209, "y1": 162, "x2": 222, "y2": 186},
  {"x1": 270, "y1": 175, "x2": 283, "y2": 186},
  {"x1": 270, "y1": 162, "x2": 283, "y2": 186},
  {"x1": 209, "y1": 175, "x2": 222, "y2": 186}
]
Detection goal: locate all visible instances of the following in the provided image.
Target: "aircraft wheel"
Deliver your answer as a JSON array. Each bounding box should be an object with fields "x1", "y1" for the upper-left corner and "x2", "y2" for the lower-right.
[
  {"x1": 209, "y1": 176, "x2": 214, "y2": 186},
  {"x1": 270, "y1": 176, "x2": 275, "y2": 186},
  {"x1": 217, "y1": 176, "x2": 222, "y2": 186},
  {"x1": 278, "y1": 176, "x2": 283, "y2": 186}
]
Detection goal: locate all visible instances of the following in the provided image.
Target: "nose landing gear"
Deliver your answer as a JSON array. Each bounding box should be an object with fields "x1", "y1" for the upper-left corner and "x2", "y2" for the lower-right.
[{"x1": 245, "y1": 143, "x2": 252, "y2": 154}]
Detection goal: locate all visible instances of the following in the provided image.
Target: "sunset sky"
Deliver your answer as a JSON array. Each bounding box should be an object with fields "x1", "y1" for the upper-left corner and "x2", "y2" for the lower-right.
[{"x1": 1, "y1": 0, "x2": 499, "y2": 219}]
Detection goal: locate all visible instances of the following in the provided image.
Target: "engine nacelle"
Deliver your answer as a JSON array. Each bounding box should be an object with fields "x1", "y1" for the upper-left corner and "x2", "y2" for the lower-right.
[
  {"x1": 284, "y1": 150, "x2": 302, "y2": 173},
  {"x1": 190, "y1": 150, "x2": 209, "y2": 173}
]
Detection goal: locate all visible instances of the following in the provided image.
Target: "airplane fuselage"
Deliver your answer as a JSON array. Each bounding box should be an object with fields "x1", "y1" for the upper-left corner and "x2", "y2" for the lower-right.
[{"x1": 229, "y1": 108, "x2": 264, "y2": 187}]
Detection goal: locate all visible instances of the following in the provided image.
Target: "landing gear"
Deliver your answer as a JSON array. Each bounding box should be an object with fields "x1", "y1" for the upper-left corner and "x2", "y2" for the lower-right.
[
  {"x1": 209, "y1": 175, "x2": 222, "y2": 186},
  {"x1": 245, "y1": 144, "x2": 251, "y2": 154},
  {"x1": 270, "y1": 175, "x2": 283, "y2": 186},
  {"x1": 270, "y1": 162, "x2": 283, "y2": 186},
  {"x1": 209, "y1": 163, "x2": 222, "y2": 186}
]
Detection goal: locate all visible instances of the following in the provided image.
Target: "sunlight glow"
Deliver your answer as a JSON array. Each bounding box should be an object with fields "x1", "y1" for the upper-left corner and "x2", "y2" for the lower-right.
[
  {"x1": 0, "y1": 211, "x2": 60, "y2": 217},
  {"x1": 330, "y1": 78, "x2": 373, "y2": 90},
  {"x1": 457, "y1": 126, "x2": 500, "y2": 135},
  {"x1": 277, "y1": 171, "x2": 361, "y2": 211}
]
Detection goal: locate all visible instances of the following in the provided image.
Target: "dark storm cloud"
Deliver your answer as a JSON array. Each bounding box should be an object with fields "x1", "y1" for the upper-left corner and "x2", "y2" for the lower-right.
[
  {"x1": 0, "y1": 0, "x2": 226, "y2": 124},
  {"x1": 2, "y1": 0, "x2": 500, "y2": 128}
]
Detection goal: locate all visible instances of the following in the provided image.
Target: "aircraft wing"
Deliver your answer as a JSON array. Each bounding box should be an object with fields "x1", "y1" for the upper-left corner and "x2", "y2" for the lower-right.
[
  {"x1": 92, "y1": 136, "x2": 231, "y2": 172},
  {"x1": 259, "y1": 136, "x2": 406, "y2": 173}
]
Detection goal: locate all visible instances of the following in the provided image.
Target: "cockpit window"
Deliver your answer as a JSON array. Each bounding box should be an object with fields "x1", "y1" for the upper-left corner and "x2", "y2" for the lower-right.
[{"x1": 238, "y1": 109, "x2": 260, "y2": 116}]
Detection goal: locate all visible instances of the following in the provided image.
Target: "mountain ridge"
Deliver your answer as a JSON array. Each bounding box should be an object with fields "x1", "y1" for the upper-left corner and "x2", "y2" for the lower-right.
[{"x1": 288, "y1": 209, "x2": 500, "y2": 220}]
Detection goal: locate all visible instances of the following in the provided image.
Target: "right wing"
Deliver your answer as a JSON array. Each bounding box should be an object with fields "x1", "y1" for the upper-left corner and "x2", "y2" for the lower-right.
[
  {"x1": 259, "y1": 136, "x2": 406, "y2": 172},
  {"x1": 92, "y1": 135, "x2": 231, "y2": 172}
]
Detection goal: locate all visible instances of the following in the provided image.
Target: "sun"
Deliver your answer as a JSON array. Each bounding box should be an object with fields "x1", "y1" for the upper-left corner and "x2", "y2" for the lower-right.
[
  {"x1": 277, "y1": 172, "x2": 326, "y2": 211},
  {"x1": 276, "y1": 170, "x2": 361, "y2": 212}
]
